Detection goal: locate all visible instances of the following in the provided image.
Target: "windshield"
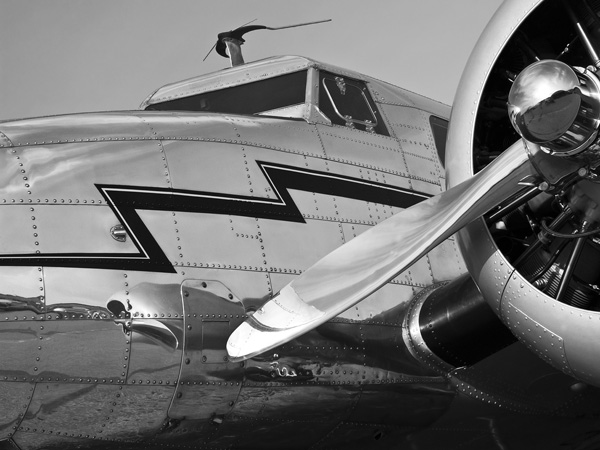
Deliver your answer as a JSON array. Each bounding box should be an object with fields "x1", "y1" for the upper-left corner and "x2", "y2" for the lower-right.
[{"x1": 145, "y1": 71, "x2": 307, "y2": 116}]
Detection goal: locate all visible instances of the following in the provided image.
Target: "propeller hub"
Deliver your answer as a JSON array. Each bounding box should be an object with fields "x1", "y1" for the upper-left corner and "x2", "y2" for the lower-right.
[{"x1": 508, "y1": 60, "x2": 600, "y2": 156}]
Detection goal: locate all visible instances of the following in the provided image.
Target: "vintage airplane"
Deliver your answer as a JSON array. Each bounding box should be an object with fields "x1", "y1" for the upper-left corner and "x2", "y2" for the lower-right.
[{"x1": 2, "y1": 0, "x2": 600, "y2": 448}]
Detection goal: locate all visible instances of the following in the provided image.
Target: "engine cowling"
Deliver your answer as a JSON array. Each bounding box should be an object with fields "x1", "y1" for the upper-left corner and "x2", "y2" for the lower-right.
[{"x1": 448, "y1": 0, "x2": 600, "y2": 386}]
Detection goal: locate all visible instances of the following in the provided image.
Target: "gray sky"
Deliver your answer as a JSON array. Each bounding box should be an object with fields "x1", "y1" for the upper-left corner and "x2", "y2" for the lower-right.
[{"x1": 0, "y1": 0, "x2": 503, "y2": 121}]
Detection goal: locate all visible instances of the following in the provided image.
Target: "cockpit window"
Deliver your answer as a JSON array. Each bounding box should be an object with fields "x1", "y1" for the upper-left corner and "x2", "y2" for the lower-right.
[
  {"x1": 146, "y1": 71, "x2": 307, "y2": 116},
  {"x1": 318, "y1": 71, "x2": 389, "y2": 136}
]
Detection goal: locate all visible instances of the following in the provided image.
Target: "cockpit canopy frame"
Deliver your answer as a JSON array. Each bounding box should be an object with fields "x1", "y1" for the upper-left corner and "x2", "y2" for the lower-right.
[{"x1": 140, "y1": 56, "x2": 393, "y2": 136}]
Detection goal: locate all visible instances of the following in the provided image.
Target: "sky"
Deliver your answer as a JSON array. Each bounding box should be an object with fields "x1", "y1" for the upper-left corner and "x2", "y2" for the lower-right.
[{"x1": 0, "y1": 0, "x2": 504, "y2": 121}]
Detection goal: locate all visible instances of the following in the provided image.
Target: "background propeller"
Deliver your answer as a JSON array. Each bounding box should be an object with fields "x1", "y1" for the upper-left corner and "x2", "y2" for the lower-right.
[{"x1": 203, "y1": 19, "x2": 331, "y2": 66}]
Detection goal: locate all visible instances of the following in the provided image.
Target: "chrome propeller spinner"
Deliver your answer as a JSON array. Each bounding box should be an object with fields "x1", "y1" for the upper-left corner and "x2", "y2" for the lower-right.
[{"x1": 508, "y1": 60, "x2": 600, "y2": 157}]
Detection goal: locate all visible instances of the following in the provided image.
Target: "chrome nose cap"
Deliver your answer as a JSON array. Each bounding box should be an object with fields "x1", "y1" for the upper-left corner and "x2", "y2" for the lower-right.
[{"x1": 508, "y1": 60, "x2": 600, "y2": 156}]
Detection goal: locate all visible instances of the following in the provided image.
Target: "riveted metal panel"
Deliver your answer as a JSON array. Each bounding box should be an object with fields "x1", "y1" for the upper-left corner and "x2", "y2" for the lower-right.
[
  {"x1": 231, "y1": 117, "x2": 325, "y2": 157},
  {"x1": 136, "y1": 210, "x2": 179, "y2": 264},
  {"x1": 294, "y1": 191, "x2": 402, "y2": 227},
  {"x1": 354, "y1": 166, "x2": 414, "y2": 191},
  {"x1": 0, "y1": 113, "x2": 151, "y2": 146},
  {"x1": 44, "y1": 267, "x2": 124, "y2": 312},
  {"x1": 268, "y1": 273, "x2": 296, "y2": 297},
  {"x1": 127, "y1": 320, "x2": 183, "y2": 384},
  {"x1": 18, "y1": 383, "x2": 172, "y2": 442},
  {"x1": 410, "y1": 177, "x2": 444, "y2": 197},
  {"x1": 370, "y1": 83, "x2": 418, "y2": 107},
  {"x1": 31, "y1": 205, "x2": 138, "y2": 255},
  {"x1": 0, "y1": 206, "x2": 39, "y2": 254},
  {"x1": 0, "y1": 321, "x2": 42, "y2": 378},
  {"x1": 201, "y1": 320, "x2": 230, "y2": 364},
  {"x1": 243, "y1": 330, "x2": 365, "y2": 383},
  {"x1": 305, "y1": 155, "x2": 413, "y2": 194},
  {"x1": 333, "y1": 197, "x2": 387, "y2": 225},
  {"x1": 286, "y1": 190, "x2": 334, "y2": 219},
  {"x1": 362, "y1": 200, "x2": 397, "y2": 223},
  {"x1": 167, "y1": 280, "x2": 245, "y2": 431},
  {"x1": 36, "y1": 320, "x2": 129, "y2": 382},
  {"x1": 245, "y1": 151, "x2": 310, "y2": 199},
  {"x1": 380, "y1": 105, "x2": 443, "y2": 159},
  {"x1": 20, "y1": 383, "x2": 121, "y2": 437},
  {"x1": 457, "y1": 220, "x2": 510, "y2": 314},
  {"x1": 169, "y1": 378, "x2": 242, "y2": 420},
  {"x1": 504, "y1": 300, "x2": 566, "y2": 370},
  {"x1": 173, "y1": 267, "x2": 272, "y2": 310},
  {"x1": 0, "y1": 151, "x2": 27, "y2": 199},
  {"x1": 174, "y1": 213, "x2": 264, "y2": 270},
  {"x1": 179, "y1": 280, "x2": 245, "y2": 372},
  {"x1": 426, "y1": 238, "x2": 467, "y2": 282},
  {"x1": 15, "y1": 141, "x2": 167, "y2": 202},
  {"x1": 340, "y1": 224, "x2": 420, "y2": 288},
  {"x1": 98, "y1": 385, "x2": 174, "y2": 440},
  {"x1": 404, "y1": 255, "x2": 435, "y2": 288},
  {"x1": 113, "y1": 282, "x2": 182, "y2": 320},
  {"x1": 341, "y1": 283, "x2": 415, "y2": 322},
  {"x1": 316, "y1": 125, "x2": 406, "y2": 173},
  {"x1": 0, "y1": 382, "x2": 34, "y2": 439},
  {"x1": 259, "y1": 218, "x2": 344, "y2": 273},
  {"x1": 403, "y1": 151, "x2": 443, "y2": 185},
  {"x1": 0, "y1": 131, "x2": 12, "y2": 148},
  {"x1": 162, "y1": 141, "x2": 251, "y2": 195},
  {"x1": 0, "y1": 267, "x2": 44, "y2": 316},
  {"x1": 106, "y1": 280, "x2": 184, "y2": 389},
  {"x1": 141, "y1": 113, "x2": 239, "y2": 142},
  {"x1": 340, "y1": 223, "x2": 372, "y2": 242},
  {"x1": 109, "y1": 273, "x2": 186, "y2": 315},
  {"x1": 499, "y1": 273, "x2": 574, "y2": 377}
]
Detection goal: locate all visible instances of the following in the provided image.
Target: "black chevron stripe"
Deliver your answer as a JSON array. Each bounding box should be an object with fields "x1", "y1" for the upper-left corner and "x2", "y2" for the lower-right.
[{"x1": 0, "y1": 161, "x2": 431, "y2": 272}]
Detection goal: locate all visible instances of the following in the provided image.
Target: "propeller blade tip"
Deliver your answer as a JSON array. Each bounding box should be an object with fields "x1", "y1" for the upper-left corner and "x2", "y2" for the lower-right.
[
  {"x1": 226, "y1": 318, "x2": 298, "y2": 362},
  {"x1": 226, "y1": 285, "x2": 324, "y2": 361}
]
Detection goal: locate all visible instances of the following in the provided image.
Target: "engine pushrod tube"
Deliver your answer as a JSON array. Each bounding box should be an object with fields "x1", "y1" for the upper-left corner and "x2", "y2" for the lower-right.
[
  {"x1": 563, "y1": 0, "x2": 600, "y2": 67},
  {"x1": 556, "y1": 222, "x2": 590, "y2": 303},
  {"x1": 513, "y1": 208, "x2": 573, "y2": 268},
  {"x1": 486, "y1": 185, "x2": 540, "y2": 224}
]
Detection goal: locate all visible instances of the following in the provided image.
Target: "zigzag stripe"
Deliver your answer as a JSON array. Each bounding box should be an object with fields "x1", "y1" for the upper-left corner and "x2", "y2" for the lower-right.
[{"x1": 0, "y1": 161, "x2": 430, "y2": 272}]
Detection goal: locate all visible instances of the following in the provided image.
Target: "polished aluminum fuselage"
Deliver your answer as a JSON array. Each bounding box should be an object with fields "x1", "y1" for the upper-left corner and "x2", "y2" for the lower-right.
[{"x1": 0, "y1": 61, "x2": 465, "y2": 449}]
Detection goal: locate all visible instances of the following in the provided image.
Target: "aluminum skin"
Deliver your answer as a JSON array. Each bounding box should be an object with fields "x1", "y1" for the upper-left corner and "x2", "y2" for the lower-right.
[
  {"x1": 0, "y1": 58, "x2": 463, "y2": 449},
  {"x1": 4, "y1": 1, "x2": 600, "y2": 449}
]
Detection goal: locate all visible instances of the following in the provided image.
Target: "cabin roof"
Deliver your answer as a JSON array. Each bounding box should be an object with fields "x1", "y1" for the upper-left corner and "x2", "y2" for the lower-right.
[
  {"x1": 141, "y1": 56, "x2": 322, "y2": 109},
  {"x1": 140, "y1": 55, "x2": 449, "y2": 120}
]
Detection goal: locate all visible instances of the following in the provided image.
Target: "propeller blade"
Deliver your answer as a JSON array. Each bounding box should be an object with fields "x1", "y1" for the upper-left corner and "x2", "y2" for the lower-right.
[
  {"x1": 202, "y1": 41, "x2": 218, "y2": 62},
  {"x1": 265, "y1": 19, "x2": 332, "y2": 31},
  {"x1": 227, "y1": 140, "x2": 532, "y2": 361},
  {"x1": 203, "y1": 19, "x2": 258, "y2": 62}
]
